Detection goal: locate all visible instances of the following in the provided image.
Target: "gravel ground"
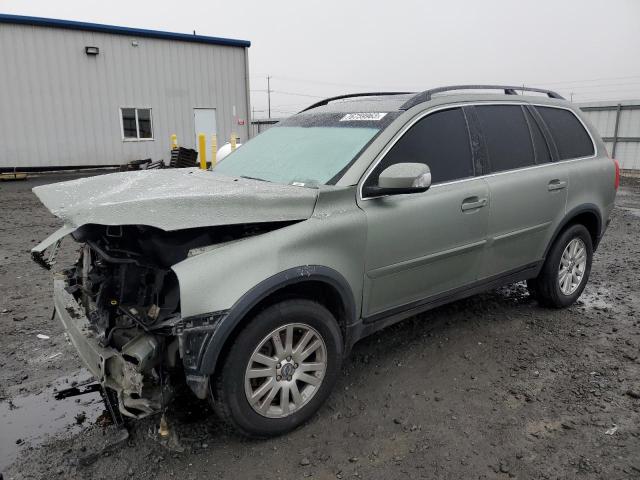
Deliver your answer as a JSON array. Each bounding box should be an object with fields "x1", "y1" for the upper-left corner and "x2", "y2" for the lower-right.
[{"x1": 1, "y1": 173, "x2": 639, "y2": 479}]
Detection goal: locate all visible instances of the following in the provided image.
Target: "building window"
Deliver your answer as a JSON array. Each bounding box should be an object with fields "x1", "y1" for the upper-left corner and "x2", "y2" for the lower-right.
[{"x1": 121, "y1": 108, "x2": 153, "y2": 140}]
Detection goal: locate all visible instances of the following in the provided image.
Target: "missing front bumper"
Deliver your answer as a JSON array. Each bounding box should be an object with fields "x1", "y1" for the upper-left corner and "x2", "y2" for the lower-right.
[{"x1": 53, "y1": 279, "x2": 163, "y2": 418}]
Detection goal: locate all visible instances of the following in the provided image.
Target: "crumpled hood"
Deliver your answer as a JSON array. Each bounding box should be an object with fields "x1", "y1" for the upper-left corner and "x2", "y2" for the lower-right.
[{"x1": 33, "y1": 168, "x2": 318, "y2": 231}]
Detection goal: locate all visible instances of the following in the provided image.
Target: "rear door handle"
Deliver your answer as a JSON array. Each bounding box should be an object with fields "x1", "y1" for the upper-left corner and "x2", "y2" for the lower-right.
[
  {"x1": 548, "y1": 179, "x2": 567, "y2": 191},
  {"x1": 461, "y1": 196, "x2": 488, "y2": 211}
]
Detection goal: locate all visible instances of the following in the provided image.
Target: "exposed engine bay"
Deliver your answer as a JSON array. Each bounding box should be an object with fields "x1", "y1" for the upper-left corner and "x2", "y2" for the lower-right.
[{"x1": 47, "y1": 221, "x2": 292, "y2": 419}]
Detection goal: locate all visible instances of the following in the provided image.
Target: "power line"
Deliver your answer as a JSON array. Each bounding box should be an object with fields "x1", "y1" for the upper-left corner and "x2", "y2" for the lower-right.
[
  {"x1": 252, "y1": 73, "x2": 417, "y2": 91},
  {"x1": 552, "y1": 81, "x2": 640, "y2": 91},
  {"x1": 250, "y1": 89, "x2": 325, "y2": 98},
  {"x1": 259, "y1": 72, "x2": 640, "y2": 91},
  {"x1": 554, "y1": 85, "x2": 640, "y2": 95},
  {"x1": 271, "y1": 90, "x2": 326, "y2": 99},
  {"x1": 270, "y1": 75, "x2": 382, "y2": 90},
  {"x1": 530, "y1": 74, "x2": 640, "y2": 86}
]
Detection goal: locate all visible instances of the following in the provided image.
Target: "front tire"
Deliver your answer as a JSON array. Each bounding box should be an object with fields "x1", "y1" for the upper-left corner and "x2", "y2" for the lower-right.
[
  {"x1": 211, "y1": 299, "x2": 343, "y2": 437},
  {"x1": 528, "y1": 224, "x2": 593, "y2": 308}
]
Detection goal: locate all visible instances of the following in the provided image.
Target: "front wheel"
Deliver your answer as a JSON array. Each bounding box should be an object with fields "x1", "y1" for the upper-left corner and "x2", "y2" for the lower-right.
[
  {"x1": 527, "y1": 224, "x2": 593, "y2": 308},
  {"x1": 211, "y1": 299, "x2": 343, "y2": 437}
]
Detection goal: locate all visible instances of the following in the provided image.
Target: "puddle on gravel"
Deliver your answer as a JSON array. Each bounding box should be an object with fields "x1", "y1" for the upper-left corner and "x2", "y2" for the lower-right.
[{"x1": 0, "y1": 369, "x2": 104, "y2": 470}]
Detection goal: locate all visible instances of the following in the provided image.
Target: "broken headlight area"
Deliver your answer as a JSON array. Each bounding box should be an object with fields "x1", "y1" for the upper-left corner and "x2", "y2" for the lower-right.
[{"x1": 49, "y1": 222, "x2": 287, "y2": 419}]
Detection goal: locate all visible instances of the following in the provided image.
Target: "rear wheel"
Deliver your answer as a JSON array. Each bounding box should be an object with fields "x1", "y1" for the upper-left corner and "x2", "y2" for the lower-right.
[
  {"x1": 211, "y1": 299, "x2": 343, "y2": 437},
  {"x1": 527, "y1": 224, "x2": 593, "y2": 308}
]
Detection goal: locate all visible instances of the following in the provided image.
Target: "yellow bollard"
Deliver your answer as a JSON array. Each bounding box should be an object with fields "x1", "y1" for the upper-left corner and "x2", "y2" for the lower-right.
[
  {"x1": 230, "y1": 133, "x2": 237, "y2": 151},
  {"x1": 198, "y1": 133, "x2": 207, "y2": 170},
  {"x1": 170, "y1": 134, "x2": 178, "y2": 150},
  {"x1": 211, "y1": 134, "x2": 218, "y2": 168}
]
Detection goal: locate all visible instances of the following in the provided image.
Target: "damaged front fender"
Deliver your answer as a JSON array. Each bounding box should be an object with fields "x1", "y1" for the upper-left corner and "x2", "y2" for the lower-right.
[{"x1": 175, "y1": 265, "x2": 356, "y2": 400}]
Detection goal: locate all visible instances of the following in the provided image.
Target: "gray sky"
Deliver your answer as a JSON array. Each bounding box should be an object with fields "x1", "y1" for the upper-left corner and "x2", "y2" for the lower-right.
[{"x1": 3, "y1": 0, "x2": 640, "y2": 118}]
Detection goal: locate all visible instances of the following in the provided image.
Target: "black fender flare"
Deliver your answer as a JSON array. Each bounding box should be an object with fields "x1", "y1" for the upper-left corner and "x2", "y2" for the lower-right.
[
  {"x1": 183, "y1": 265, "x2": 356, "y2": 392},
  {"x1": 543, "y1": 204, "x2": 603, "y2": 261}
]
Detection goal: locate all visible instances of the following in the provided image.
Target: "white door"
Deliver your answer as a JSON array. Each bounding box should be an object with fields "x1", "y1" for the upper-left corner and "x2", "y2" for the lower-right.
[{"x1": 194, "y1": 108, "x2": 217, "y2": 160}]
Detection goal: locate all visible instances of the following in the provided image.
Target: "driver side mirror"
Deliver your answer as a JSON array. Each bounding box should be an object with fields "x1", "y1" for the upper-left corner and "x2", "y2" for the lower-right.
[{"x1": 362, "y1": 163, "x2": 431, "y2": 198}]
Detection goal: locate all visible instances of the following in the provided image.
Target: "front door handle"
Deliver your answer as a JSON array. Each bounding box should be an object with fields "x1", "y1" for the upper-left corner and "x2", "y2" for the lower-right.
[
  {"x1": 548, "y1": 179, "x2": 567, "y2": 191},
  {"x1": 461, "y1": 196, "x2": 488, "y2": 211}
]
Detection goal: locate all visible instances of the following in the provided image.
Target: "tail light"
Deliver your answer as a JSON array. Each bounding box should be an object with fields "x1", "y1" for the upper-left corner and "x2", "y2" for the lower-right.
[{"x1": 613, "y1": 158, "x2": 620, "y2": 190}]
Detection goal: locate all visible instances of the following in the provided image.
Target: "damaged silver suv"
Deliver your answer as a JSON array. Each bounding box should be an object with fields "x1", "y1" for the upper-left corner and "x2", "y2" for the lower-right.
[{"x1": 33, "y1": 85, "x2": 618, "y2": 437}]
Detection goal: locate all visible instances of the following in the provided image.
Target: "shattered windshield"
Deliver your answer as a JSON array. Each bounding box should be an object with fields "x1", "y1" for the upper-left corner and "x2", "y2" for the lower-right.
[{"x1": 214, "y1": 111, "x2": 400, "y2": 186}]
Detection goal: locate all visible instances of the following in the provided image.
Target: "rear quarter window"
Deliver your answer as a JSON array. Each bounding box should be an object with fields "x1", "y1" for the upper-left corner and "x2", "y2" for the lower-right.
[{"x1": 535, "y1": 106, "x2": 594, "y2": 160}]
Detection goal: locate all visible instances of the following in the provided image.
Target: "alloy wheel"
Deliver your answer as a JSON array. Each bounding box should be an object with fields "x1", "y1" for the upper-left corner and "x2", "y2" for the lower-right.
[
  {"x1": 244, "y1": 323, "x2": 327, "y2": 418},
  {"x1": 558, "y1": 238, "x2": 587, "y2": 295}
]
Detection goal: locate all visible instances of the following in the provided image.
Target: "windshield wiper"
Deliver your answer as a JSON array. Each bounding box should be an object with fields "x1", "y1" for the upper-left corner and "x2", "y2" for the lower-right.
[{"x1": 240, "y1": 175, "x2": 270, "y2": 183}]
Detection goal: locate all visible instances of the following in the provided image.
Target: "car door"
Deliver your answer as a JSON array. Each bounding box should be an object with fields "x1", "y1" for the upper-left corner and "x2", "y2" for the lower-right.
[
  {"x1": 475, "y1": 104, "x2": 568, "y2": 279},
  {"x1": 357, "y1": 107, "x2": 490, "y2": 320}
]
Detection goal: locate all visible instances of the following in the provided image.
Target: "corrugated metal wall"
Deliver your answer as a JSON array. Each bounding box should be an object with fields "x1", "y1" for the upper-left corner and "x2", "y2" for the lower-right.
[
  {"x1": 0, "y1": 23, "x2": 249, "y2": 169},
  {"x1": 579, "y1": 101, "x2": 640, "y2": 171}
]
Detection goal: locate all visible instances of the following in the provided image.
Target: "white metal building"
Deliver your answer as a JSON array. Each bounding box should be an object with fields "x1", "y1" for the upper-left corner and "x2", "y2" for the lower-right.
[
  {"x1": 0, "y1": 14, "x2": 251, "y2": 170},
  {"x1": 579, "y1": 100, "x2": 640, "y2": 171}
]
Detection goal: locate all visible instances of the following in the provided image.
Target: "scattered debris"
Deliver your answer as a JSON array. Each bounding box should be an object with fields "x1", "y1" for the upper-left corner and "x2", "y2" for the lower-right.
[
  {"x1": 147, "y1": 417, "x2": 184, "y2": 453},
  {"x1": 604, "y1": 425, "x2": 618, "y2": 435},
  {"x1": 158, "y1": 414, "x2": 170, "y2": 438}
]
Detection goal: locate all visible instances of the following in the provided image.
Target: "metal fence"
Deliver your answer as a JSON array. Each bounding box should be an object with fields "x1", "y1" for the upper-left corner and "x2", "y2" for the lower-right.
[
  {"x1": 579, "y1": 101, "x2": 640, "y2": 171},
  {"x1": 250, "y1": 119, "x2": 280, "y2": 138}
]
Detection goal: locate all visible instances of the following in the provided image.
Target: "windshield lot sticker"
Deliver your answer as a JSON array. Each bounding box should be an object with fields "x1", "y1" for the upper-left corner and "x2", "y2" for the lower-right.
[{"x1": 340, "y1": 113, "x2": 387, "y2": 121}]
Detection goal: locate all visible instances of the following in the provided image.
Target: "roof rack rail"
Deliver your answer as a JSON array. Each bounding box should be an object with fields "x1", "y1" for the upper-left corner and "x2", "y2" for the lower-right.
[
  {"x1": 301, "y1": 92, "x2": 413, "y2": 113},
  {"x1": 400, "y1": 85, "x2": 565, "y2": 110}
]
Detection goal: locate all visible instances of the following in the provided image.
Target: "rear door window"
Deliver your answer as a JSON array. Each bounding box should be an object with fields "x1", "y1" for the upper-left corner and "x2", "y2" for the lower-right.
[
  {"x1": 366, "y1": 107, "x2": 473, "y2": 186},
  {"x1": 475, "y1": 105, "x2": 536, "y2": 173},
  {"x1": 535, "y1": 106, "x2": 594, "y2": 160}
]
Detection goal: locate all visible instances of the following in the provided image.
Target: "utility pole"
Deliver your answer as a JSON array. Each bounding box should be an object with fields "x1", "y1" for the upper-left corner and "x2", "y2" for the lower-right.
[{"x1": 267, "y1": 75, "x2": 272, "y2": 119}]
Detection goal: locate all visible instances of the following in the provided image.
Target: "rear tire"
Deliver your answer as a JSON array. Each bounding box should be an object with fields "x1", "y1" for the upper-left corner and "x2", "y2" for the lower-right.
[
  {"x1": 528, "y1": 224, "x2": 593, "y2": 308},
  {"x1": 211, "y1": 299, "x2": 343, "y2": 438}
]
